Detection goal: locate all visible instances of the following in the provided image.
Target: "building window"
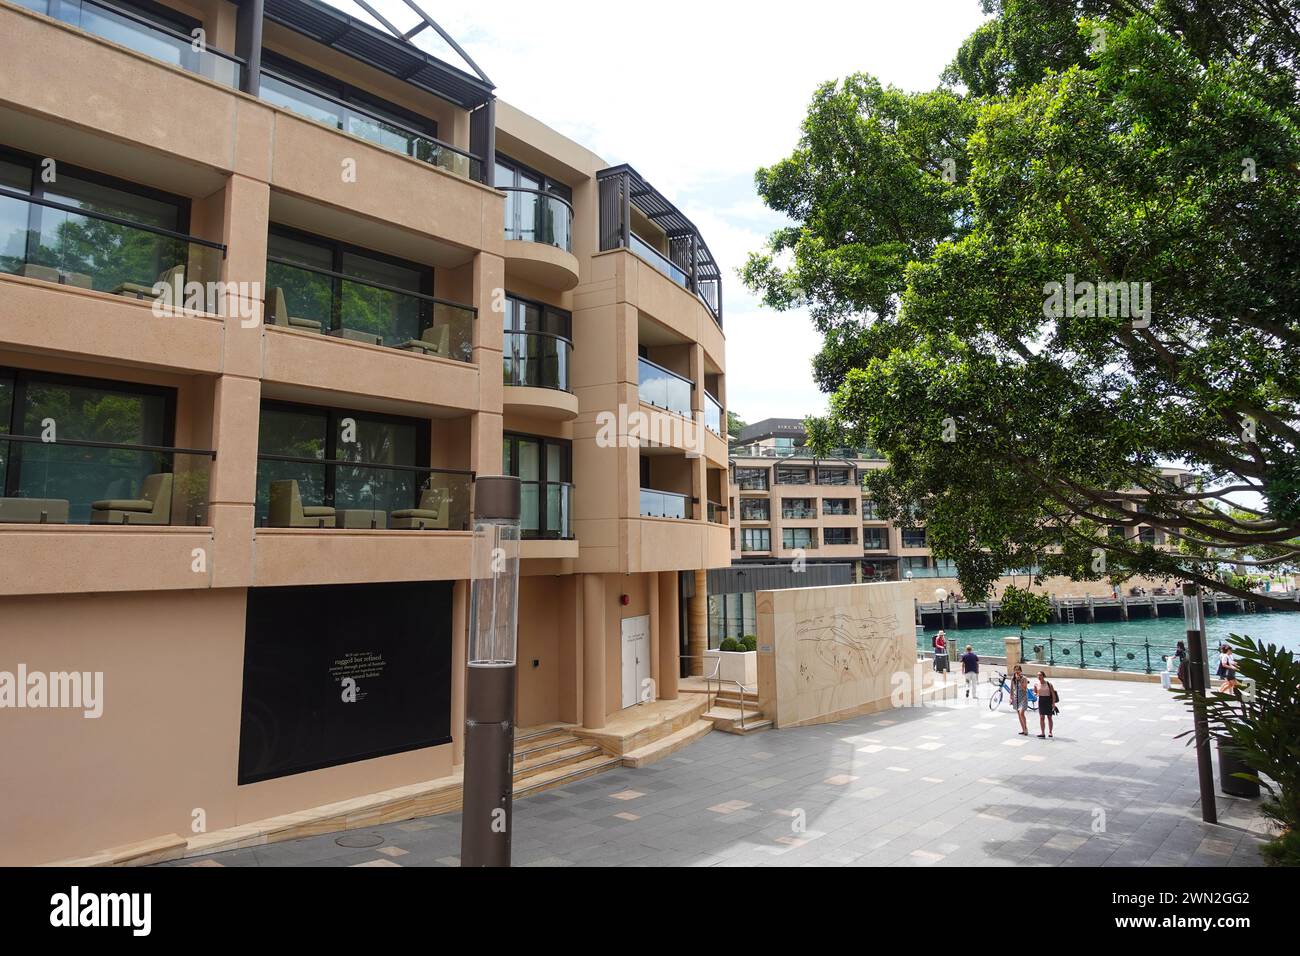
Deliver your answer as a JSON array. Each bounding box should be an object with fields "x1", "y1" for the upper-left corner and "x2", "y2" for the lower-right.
[
  {"x1": 740, "y1": 498, "x2": 770, "y2": 521},
  {"x1": 781, "y1": 498, "x2": 815, "y2": 519},
  {"x1": 902, "y1": 527, "x2": 928, "y2": 548},
  {"x1": 503, "y1": 433, "x2": 573, "y2": 540},
  {"x1": 783, "y1": 528, "x2": 817, "y2": 550},
  {"x1": 264, "y1": 226, "x2": 471, "y2": 355},
  {"x1": 863, "y1": 527, "x2": 888, "y2": 550},
  {"x1": 902, "y1": 556, "x2": 930, "y2": 576},
  {"x1": 823, "y1": 498, "x2": 854, "y2": 516},
  {"x1": 817, "y1": 468, "x2": 852, "y2": 486},
  {"x1": 776, "y1": 467, "x2": 810, "y2": 485},
  {"x1": 736, "y1": 467, "x2": 769, "y2": 491},
  {"x1": 255, "y1": 401, "x2": 465, "y2": 529},
  {"x1": 862, "y1": 498, "x2": 881, "y2": 520},
  {"x1": 741, "y1": 528, "x2": 770, "y2": 552},
  {"x1": 502, "y1": 293, "x2": 572, "y2": 391},
  {"x1": 0, "y1": 145, "x2": 200, "y2": 295},
  {"x1": 707, "y1": 590, "x2": 757, "y2": 647},
  {"x1": 824, "y1": 527, "x2": 856, "y2": 546},
  {"x1": 495, "y1": 154, "x2": 572, "y2": 250},
  {"x1": 0, "y1": 368, "x2": 187, "y2": 524}
]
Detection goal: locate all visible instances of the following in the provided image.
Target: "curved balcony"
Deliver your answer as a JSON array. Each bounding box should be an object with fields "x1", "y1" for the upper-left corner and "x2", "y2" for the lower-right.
[
  {"x1": 502, "y1": 330, "x2": 578, "y2": 420},
  {"x1": 500, "y1": 187, "x2": 579, "y2": 290}
]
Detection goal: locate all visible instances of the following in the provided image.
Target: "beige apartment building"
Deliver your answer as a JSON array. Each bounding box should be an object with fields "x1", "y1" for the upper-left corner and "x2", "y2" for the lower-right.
[
  {"x1": 723, "y1": 419, "x2": 1188, "y2": 638},
  {"x1": 0, "y1": 0, "x2": 729, "y2": 864}
]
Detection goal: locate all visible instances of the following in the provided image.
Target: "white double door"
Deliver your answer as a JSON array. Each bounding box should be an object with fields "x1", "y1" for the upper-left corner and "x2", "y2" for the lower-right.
[{"x1": 620, "y1": 615, "x2": 651, "y2": 709}]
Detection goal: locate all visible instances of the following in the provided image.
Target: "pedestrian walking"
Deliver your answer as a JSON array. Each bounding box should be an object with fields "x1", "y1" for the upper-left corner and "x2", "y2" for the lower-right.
[
  {"x1": 1035, "y1": 671, "x2": 1057, "y2": 738},
  {"x1": 1219, "y1": 645, "x2": 1241, "y2": 696},
  {"x1": 1173, "y1": 640, "x2": 1188, "y2": 688},
  {"x1": 960, "y1": 644, "x2": 980, "y2": 699},
  {"x1": 1010, "y1": 664, "x2": 1029, "y2": 736}
]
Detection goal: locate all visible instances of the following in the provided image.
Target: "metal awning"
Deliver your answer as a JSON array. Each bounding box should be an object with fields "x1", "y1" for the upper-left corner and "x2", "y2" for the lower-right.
[
  {"x1": 598, "y1": 164, "x2": 721, "y2": 286},
  {"x1": 261, "y1": 0, "x2": 495, "y2": 109}
]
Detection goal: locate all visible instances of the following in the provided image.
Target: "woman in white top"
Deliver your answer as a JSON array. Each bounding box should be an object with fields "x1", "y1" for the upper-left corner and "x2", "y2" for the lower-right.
[{"x1": 1219, "y1": 647, "x2": 1241, "y2": 695}]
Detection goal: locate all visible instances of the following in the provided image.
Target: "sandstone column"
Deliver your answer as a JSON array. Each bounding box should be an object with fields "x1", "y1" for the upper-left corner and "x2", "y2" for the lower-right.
[{"x1": 582, "y1": 574, "x2": 606, "y2": 728}]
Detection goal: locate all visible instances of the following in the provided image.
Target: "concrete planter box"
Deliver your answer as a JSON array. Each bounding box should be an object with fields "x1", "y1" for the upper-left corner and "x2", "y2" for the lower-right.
[{"x1": 706, "y1": 649, "x2": 757, "y2": 687}]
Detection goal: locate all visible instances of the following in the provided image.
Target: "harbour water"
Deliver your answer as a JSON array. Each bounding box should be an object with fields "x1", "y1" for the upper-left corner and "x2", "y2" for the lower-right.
[{"x1": 920, "y1": 608, "x2": 1300, "y2": 672}]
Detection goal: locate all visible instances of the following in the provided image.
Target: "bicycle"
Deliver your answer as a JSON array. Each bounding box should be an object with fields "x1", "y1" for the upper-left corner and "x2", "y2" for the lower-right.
[{"x1": 988, "y1": 672, "x2": 1038, "y2": 712}]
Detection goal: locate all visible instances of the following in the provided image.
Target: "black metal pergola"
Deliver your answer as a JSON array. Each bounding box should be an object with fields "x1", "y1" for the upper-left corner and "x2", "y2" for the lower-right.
[{"x1": 597, "y1": 164, "x2": 723, "y2": 326}]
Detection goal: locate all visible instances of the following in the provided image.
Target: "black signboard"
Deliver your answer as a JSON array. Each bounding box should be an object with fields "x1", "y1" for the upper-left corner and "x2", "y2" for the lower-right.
[{"x1": 238, "y1": 581, "x2": 453, "y2": 785}]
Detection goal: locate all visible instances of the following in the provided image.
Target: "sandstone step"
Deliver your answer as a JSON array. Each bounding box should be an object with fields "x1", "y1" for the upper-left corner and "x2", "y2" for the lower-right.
[
  {"x1": 513, "y1": 742, "x2": 604, "y2": 781},
  {"x1": 513, "y1": 732, "x2": 582, "y2": 763},
  {"x1": 705, "y1": 704, "x2": 771, "y2": 735},
  {"x1": 514, "y1": 752, "x2": 623, "y2": 799},
  {"x1": 621, "y1": 719, "x2": 713, "y2": 768}
]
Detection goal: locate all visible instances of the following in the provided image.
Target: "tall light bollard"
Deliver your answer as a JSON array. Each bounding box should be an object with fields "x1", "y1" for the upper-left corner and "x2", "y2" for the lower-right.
[{"x1": 460, "y1": 476, "x2": 522, "y2": 867}]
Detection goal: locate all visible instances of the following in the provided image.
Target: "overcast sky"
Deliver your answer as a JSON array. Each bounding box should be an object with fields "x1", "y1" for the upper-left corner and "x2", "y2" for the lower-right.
[{"x1": 328, "y1": 0, "x2": 990, "y2": 424}]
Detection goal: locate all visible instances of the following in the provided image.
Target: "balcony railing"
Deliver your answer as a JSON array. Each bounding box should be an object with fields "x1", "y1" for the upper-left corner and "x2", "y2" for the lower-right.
[
  {"x1": 521, "y1": 480, "x2": 573, "y2": 540},
  {"x1": 823, "y1": 502, "x2": 855, "y2": 516},
  {"x1": 782, "y1": 535, "x2": 819, "y2": 550},
  {"x1": 781, "y1": 507, "x2": 816, "y2": 519},
  {"x1": 597, "y1": 166, "x2": 722, "y2": 326},
  {"x1": 638, "y1": 357, "x2": 693, "y2": 419},
  {"x1": 264, "y1": 255, "x2": 474, "y2": 360},
  {"x1": 260, "y1": 71, "x2": 481, "y2": 181},
  {"x1": 501, "y1": 188, "x2": 573, "y2": 252},
  {"x1": 823, "y1": 531, "x2": 857, "y2": 546},
  {"x1": 776, "y1": 471, "x2": 811, "y2": 485},
  {"x1": 739, "y1": 506, "x2": 770, "y2": 521},
  {"x1": 255, "y1": 456, "x2": 472, "y2": 531},
  {"x1": 630, "y1": 232, "x2": 688, "y2": 286},
  {"x1": 503, "y1": 331, "x2": 571, "y2": 392},
  {"x1": 704, "y1": 392, "x2": 723, "y2": 436},
  {"x1": 817, "y1": 471, "x2": 852, "y2": 486},
  {"x1": 640, "y1": 488, "x2": 691, "y2": 520},
  {"x1": 741, "y1": 537, "x2": 771, "y2": 552},
  {"x1": 0, "y1": 434, "x2": 212, "y2": 526},
  {"x1": 16, "y1": 0, "x2": 243, "y2": 87},
  {"x1": 707, "y1": 501, "x2": 727, "y2": 525},
  {"x1": 0, "y1": 187, "x2": 225, "y2": 298}
]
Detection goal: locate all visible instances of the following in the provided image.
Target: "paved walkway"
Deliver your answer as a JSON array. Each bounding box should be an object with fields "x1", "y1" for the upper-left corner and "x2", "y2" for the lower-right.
[{"x1": 175, "y1": 677, "x2": 1270, "y2": 867}]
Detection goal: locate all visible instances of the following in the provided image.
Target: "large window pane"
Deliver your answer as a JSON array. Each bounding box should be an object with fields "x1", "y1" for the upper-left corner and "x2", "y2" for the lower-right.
[{"x1": 339, "y1": 252, "x2": 425, "y2": 347}]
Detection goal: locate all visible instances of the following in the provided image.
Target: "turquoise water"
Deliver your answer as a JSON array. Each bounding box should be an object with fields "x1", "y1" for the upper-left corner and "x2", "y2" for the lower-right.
[{"x1": 920, "y1": 610, "x2": 1300, "y2": 672}]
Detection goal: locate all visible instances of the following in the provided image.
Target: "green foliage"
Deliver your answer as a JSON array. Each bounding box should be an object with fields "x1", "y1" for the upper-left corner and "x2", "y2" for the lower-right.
[
  {"x1": 745, "y1": 0, "x2": 1300, "y2": 607},
  {"x1": 740, "y1": 635, "x2": 758, "y2": 652},
  {"x1": 995, "y1": 584, "x2": 1051, "y2": 632},
  {"x1": 727, "y1": 411, "x2": 747, "y2": 438},
  {"x1": 1177, "y1": 634, "x2": 1300, "y2": 865},
  {"x1": 719, "y1": 638, "x2": 741, "y2": 652}
]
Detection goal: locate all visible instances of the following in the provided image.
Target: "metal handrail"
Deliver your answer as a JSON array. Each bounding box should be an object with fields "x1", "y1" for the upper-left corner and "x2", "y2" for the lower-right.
[
  {"x1": 255, "y1": 453, "x2": 473, "y2": 477},
  {"x1": 0, "y1": 433, "x2": 215, "y2": 458},
  {"x1": 637, "y1": 354, "x2": 695, "y2": 388},
  {"x1": 0, "y1": 186, "x2": 228, "y2": 253},
  {"x1": 261, "y1": 69, "x2": 479, "y2": 167},
  {"x1": 496, "y1": 185, "x2": 575, "y2": 216},
  {"x1": 71, "y1": 0, "x2": 245, "y2": 64},
  {"x1": 679, "y1": 654, "x2": 722, "y2": 714},
  {"x1": 264, "y1": 255, "x2": 476, "y2": 315}
]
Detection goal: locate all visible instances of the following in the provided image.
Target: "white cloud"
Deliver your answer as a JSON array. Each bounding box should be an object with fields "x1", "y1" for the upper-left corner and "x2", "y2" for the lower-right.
[{"x1": 326, "y1": 0, "x2": 989, "y2": 421}]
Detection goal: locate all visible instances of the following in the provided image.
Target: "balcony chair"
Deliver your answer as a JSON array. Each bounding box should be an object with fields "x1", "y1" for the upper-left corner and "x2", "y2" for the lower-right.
[
  {"x1": 265, "y1": 286, "x2": 323, "y2": 332},
  {"x1": 399, "y1": 322, "x2": 450, "y2": 358},
  {"x1": 90, "y1": 473, "x2": 173, "y2": 525},
  {"x1": 0, "y1": 497, "x2": 70, "y2": 524},
  {"x1": 267, "y1": 480, "x2": 335, "y2": 528},
  {"x1": 112, "y1": 265, "x2": 184, "y2": 301},
  {"x1": 18, "y1": 263, "x2": 92, "y2": 288},
  {"x1": 391, "y1": 486, "x2": 450, "y2": 531}
]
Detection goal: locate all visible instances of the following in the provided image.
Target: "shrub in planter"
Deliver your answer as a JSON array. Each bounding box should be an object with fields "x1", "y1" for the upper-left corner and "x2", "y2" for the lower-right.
[
  {"x1": 1177, "y1": 633, "x2": 1300, "y2": 866},
  {"x1": 740, "y1": 635, "x2": 757, "y2": 652},
  {"x1": 719, "y1": 638, "x2": 740, "y2": 652}
]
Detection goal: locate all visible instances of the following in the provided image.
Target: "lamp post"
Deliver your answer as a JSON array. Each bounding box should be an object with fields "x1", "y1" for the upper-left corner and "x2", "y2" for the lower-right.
[
  {"x1": 460, "y1": 476, "x2": 522, "y2": 867},
  {"x1": 1182, "y1": 583, "x2": 1217, "y2": 824}
]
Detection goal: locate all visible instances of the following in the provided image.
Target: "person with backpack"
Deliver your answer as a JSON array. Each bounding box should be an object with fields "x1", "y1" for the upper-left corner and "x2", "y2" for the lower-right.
[
  {"x1": 1035, "y1": 671, "x2": 1058, "y2": 738},
  {"x1": 932, "y1": 630, "x2": 948, "y2": 673}
]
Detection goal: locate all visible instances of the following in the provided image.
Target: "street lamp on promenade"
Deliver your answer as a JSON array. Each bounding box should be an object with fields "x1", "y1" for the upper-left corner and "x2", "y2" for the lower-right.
[
  {"x1": 1182, "y1": 583, "x2": 1217, "y2": 825},
  {"x1": 461, "y1": 477, "x2": 522, "y2": 867}
]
